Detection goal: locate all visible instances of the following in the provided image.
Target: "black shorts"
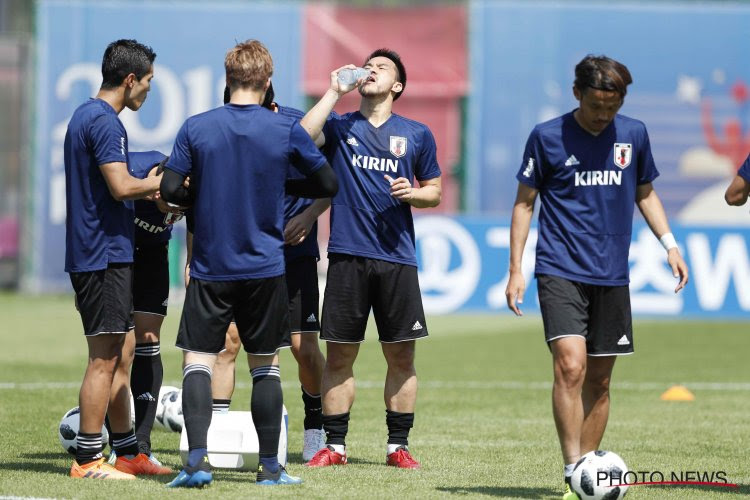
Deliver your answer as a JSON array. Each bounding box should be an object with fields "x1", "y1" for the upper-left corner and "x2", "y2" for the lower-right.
[
  {"x1": 537, "y1": 274, "x2": 633, "y2": 356},
  {"x1": 286, "y1": 256, "x2": 320, "y2": 334},
  {"x1": 69, "y1": 263, "x2": 134, "y2": 337},
  {"x1": 133, "y1": 244, "x2": 169, "y2": 316},
  {"x1": 321, "y1": 253, "x2": 428, "y2": 343},
  {"x1": 176, "y1": 276, "x2": 290, "y2": 355}
]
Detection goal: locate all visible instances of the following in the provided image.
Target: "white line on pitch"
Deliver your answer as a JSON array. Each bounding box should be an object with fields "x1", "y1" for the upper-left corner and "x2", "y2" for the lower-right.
[{"x1": 1, "y1": 381, "x2": 749, "y2": 391}]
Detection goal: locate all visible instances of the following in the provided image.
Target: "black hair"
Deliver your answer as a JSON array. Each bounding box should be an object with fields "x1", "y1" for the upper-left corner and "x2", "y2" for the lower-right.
[
  {"x1": 574, "y1": 54, "x2": 632, "y2": 98},
  {"x1": 101, "y1": 39, "x2": 156, "y2": 90},
  {"x1": 365, "y1": 48, "x2": 406, "y2": 101}
]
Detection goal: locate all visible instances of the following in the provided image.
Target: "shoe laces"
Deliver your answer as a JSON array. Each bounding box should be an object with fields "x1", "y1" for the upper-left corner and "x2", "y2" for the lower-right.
[{"x1": 392, "y1": 448, "x2": 418, "y2": 466}]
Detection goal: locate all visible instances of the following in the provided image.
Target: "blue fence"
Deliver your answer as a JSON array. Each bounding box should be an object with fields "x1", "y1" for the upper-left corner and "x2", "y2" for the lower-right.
[{"x1": 415, "y1": 216, "x2": 750, "y2": 318}]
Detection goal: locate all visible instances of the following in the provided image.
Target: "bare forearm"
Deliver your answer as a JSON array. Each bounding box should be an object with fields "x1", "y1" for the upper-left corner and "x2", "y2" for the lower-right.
[
  {"x1": 509, "y1": 203, "x2": 534, "y2": 272},
  {"x1": 115, "y1": 176, "x2": 161, "y2": 201},
  {"x1": 407, "y1": 185, "x2": 441, "y2": 208},
  {"x1": 637, "y1": 191, "x2": 671, "y2": 238},
  {"x1": 301, "y1": 89, "x2": 339, "y2": 143},
  {"x1": 725, "y1": 175, "x2": 750, "y2": 206}
]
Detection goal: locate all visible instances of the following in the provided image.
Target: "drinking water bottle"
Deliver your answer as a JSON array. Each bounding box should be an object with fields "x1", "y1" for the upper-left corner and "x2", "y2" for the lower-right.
[{"x1": 337, "y1": 67, "x2": 369, "y2": 85}]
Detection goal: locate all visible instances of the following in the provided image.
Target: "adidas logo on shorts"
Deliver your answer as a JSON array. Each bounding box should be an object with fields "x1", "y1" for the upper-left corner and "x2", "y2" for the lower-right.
[
  {"x1": 306, "y1": 313, "x2": 317, "y2": 323},
  {"x1": 161, "y1": 298, "x2": 169, "y2": 307},
  {"x1": 411, "y1": 321, "x2": 423, "y2": 331},
  {"x1": 617, "y1": 335, "x2": 630, "y2": 346}
]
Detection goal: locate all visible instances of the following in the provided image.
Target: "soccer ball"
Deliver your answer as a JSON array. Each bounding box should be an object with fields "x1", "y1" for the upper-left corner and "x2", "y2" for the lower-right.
[
  {"x1": 155, "y1": 385, "x2": 179, "y2": 430},
  {"x1": 571, "y1": 450, "x2": 629, "y2": 500},
  {"x1": 58, "y1": 406, "x2": 109, "y2": 455},
  {"x1": 162, "y1": 389, "x2": 184, "y2": 432}
]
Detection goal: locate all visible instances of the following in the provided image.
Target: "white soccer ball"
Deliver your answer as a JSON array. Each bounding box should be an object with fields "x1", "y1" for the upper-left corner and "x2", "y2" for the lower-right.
[
  {"x1": 58, "y1": 406, "x2": 109, "y2": 455},
  {"x1": 571, "y1": 450, "x2": 629, "y2": 500},
  {"x1": 162, "y1": 389, "x2": 184, "y2": 433},
  {"x1": 155, "y1": 385, "x2": 179, "y2": 430}
]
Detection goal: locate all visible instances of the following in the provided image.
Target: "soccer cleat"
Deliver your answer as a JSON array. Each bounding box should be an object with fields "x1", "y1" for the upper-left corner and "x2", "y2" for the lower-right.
[
  {"x1": 563, "y1": 479, "x2": 581, "y2": 500},
  {"x1": 386, "y1": 446, "x2": 420, "y2": 469},
  {"x1": 166, "y1": 469, "x2": 213, "y2": 488},
  {"x1": 70, "y1": 458, "x2": 136, "y2": 480},
  {"x1": 302, "y1": 428, "x2": 327, "y2": 461},
  {"x1": 305, "y1": 445, "x2": 347, "y2": 467},
  {"x1": 115, "y1": 453, "x2": 173, "y2": 475},
  {"x1": 256, "y1": 464, "x2": 303, "y2": 485}
]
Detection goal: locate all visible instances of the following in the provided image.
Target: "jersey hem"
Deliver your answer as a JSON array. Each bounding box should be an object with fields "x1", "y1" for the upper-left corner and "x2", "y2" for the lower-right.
[
  {"x1": 534, "y1": 269, "x2": 629, "y2": 287},
  {"x1": 189, "y1": 270, "x2": 285, "y2": 281},
  {"x1": 327, "y1": 247, "x2": 417, "y2": 267}
]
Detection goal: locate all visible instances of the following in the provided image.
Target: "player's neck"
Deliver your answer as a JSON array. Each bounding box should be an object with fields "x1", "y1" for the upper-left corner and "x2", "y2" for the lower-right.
[
  {"x1": 95, "y1": 88, "x2": 126, "y2": 114},
  {"x1": 359, "y1": 97, "x2": 393, "y2": 128},
  {"x1": 229, "y1": 88, "x2": 264, "y2": 106}
]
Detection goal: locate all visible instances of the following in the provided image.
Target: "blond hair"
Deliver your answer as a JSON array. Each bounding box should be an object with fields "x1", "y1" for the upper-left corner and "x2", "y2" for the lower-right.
[{"x1": 225, "y1": 40, "x2": 273, "y2": 90}]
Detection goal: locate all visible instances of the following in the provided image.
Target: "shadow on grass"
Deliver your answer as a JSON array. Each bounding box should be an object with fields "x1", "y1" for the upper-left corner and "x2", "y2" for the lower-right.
[
  {"x1": 0, "y1": 461, "x2": 66, "y2": 475},
  {"x1": 19, "y1": 451, "x2": 69, "y2": 460},
  {"x1": 436, "y1": 486, "x2": 559, "y2": 498}
]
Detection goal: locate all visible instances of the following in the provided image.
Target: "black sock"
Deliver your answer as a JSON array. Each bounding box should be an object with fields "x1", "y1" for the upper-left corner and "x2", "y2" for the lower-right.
[
  {"x1": 111, "y1": 429, "x2": 139, "y2": 457},
  {"x1": 212, "y1": 398, "x2": 231, "y2": 413},
  {"x1": 251, "y1": 365, "x2": 282, "y2": 474},
  {"x1": 76, "y1": 432, "x2": 103, "y2": 465},
  {"x1": 182, "y1": 363, "x2": 213, "y2": 451},
  {"x1": 301, "y1": 387, "x2": 322, "y2": 430},
  {"x1": 323, "y1": 412, "x2": 350, "y2": 446},
  {"x1": 131, "y1": 342, "x2": 163, "y2": 455},
  {"x1": 386, "y1": 410, "x2": 414, "y2": 446}
]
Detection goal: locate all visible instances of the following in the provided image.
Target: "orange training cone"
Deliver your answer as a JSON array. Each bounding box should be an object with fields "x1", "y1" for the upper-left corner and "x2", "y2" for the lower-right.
[{"x1": 660, "y1": 385, "x2": 695, "y2": 401}]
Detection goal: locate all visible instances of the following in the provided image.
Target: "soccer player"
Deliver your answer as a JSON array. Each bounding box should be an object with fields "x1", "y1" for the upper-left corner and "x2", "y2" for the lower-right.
[
  {"x1": 300, "y1": 49, "x2": 442, "y2": 469},
  {"x1": 64, "y1": 39, "x2": 168, "y2": 479},
  {"x1": 724, "y1": 154, "x2": 750, "y2": 206},
  {"x1": 160, "y1": 40, "x2": 337, "y2": 488},
  {"x1": 203, "y1": 83, "x2": 329, "y2": 462},
  {"x1": 125, "y1": 151, "x2": 181, "y2": 468},
  {"x1": 503, "y1": 55, "x2": 689, "y2": 500}
]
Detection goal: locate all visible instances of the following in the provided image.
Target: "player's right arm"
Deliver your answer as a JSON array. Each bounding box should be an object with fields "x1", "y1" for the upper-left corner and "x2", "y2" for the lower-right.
[
  {"x1": 505, "y1": 183, "x2": 538, "y2": 316},
  {"x1": 184, "y1": 229, "x2": 193, "y2": 287},
  {"x1": 300, "y1": 65, "x2": 364, "y2": 147}
]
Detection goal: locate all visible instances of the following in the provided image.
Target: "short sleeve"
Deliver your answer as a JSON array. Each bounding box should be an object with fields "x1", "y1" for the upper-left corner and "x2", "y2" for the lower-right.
[
  {"x1": 289, "y1": 121, "x2": 327, "y2": 176},
  {"x1": 89, "y1": 113, "x2": 127, "y2": 166},
  {"x1": 737, "y1": 154, "x2": 750, "y2": 183},
  {"x1": 415, "y1": 127, "x2": 441, "y2": 181},
  {"x1": 516, "y1": 127, "x2": 546, "y2": 188},
  {"x1": 166, "y1": 120, "x2": 193, "y2": 176},
  {"x1": 636, "y1": 124, "x2": 659, "y2": 185}
]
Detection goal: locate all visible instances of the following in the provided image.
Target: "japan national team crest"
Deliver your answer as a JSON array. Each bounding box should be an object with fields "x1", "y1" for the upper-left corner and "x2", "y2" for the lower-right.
[
  {"x1": 613, "y1": 143, "x2": 632, "y2": 169},
  {"x1": 390, "y1": 136, "x2": 407, "y2": 158}
]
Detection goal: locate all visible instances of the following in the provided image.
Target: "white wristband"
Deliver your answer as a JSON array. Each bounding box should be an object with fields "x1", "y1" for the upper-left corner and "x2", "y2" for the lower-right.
[{"x1": 659, "y1": 232, "x2": 678, "y2": 251}]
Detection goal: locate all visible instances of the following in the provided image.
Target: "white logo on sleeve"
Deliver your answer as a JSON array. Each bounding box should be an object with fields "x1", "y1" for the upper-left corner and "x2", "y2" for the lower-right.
[
  {"x1": 411, "y1": 321, "x2": 423, "y2": 331},
  {"x1": 346, "y1": 136, "x2": 359, "y2": 146},
  {"x1": 564, "y1": 155, "x2": 580, "y2": 167},
  {"x1": 617, "y1": 335, "x2": 630, "y2": 346},
  {"x1": 306, "y1": 313, "x2": 317, "y2": 323},
  {"x1": 120, "y1": 137, "x2": 126, "y2": 155},
  {"x1": 522, "y1": 158, "x2": 535, "y2": 177}
]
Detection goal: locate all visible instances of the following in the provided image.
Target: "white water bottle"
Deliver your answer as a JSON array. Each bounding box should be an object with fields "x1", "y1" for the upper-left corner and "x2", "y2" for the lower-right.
[{"x1": 338, "y1": 67, "x2": 369, "y2": 85}]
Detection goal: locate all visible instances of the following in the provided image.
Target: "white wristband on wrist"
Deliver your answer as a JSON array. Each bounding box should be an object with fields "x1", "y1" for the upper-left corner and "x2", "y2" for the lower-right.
[{"x1": 659, "y1": 232, "x2": 678, "y2": 251}]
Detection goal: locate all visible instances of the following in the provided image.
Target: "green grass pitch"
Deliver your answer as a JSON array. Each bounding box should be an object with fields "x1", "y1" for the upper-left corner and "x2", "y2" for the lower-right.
[{"x1": 0, "y1": 293, "x2": 748, "y2": 498}]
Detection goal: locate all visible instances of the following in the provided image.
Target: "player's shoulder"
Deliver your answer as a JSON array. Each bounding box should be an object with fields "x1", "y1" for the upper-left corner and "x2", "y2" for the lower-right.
[
  {"x1": 533, "y1": 113, "x2": 568, "y2": 136},
  {"x1": 392, "y1": 113, "x2": 431, "y2": 132},
  {"x1": 614, "y1": 113, "x2": 648, "y2": 132},
  {"x1": 276, "y1": 104, "x2": 305, "y2": 121},
  {"x1": 72, "y1": 99, "x2": 120, "y2": 127}
]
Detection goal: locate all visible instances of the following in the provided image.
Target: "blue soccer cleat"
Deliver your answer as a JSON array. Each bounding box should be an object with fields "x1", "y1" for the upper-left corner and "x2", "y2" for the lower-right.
[
  {"x1": 256, "y1": 465, "x2": 303, "y2": 486},
  {"x1": 166, "y1": 469, "x2": 213, "y2": 488}
]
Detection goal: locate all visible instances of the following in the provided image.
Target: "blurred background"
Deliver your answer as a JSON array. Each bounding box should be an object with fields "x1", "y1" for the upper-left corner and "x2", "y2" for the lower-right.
[{"x1": 1, "y1": 0, "x2": 750, "y2": 317}]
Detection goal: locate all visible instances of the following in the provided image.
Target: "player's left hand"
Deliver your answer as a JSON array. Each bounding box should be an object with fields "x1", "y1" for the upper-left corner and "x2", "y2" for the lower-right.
[
  {"x1": 284, "y1": 212, "x2": 314, "y2": 245},
  {"x1": 154, "y1": 197, "x2": 186, "y2": 215},
  {"x1": 385, "y1": 175, "x2": 415, "y2": 203},
  {"x1": 668, "y1": 248, "x2": 689, "y2": 293}
]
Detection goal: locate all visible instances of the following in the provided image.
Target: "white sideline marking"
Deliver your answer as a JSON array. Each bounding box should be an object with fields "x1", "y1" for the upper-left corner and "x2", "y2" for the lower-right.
[
  {"x1": 2, "y1": 381, "x2": 750, "y2": 391},
  {"x1": 0, "y1": 497, "x2": 58, "y2": 500}
]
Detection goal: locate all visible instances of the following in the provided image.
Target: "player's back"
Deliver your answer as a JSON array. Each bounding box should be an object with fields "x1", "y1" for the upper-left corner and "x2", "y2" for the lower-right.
[{"x1": 177, "y1": 104, "x2": 300, "y2": 280}]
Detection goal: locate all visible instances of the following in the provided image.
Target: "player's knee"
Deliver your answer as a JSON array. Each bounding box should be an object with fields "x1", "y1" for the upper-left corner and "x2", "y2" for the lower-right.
[
  {"x1": 325, "y1": 351, "x2": 355, "y2": 372},
  {"x1": 554, "y1": 356, "x2": 586, "y2": 386},
  {"x1": 384, "y1": 346, "x2": 415, "y2": 373},
  {"x1": 585, "y1": 374, "x2": 611, "y2": 397}
]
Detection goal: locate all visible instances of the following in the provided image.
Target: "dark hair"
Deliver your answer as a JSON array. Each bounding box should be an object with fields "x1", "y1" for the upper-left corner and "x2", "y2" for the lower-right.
[
  {"x1": 261, "y1": 81, "x2": 275, "y2": 109},
  {"x1": 365, "y1": 48, "x2": 406, "y2": 101},
  {"x1": 101, "y1": 39, "x2": 156, "y2": 89},
  {"x1": 574, "y1": 55, "x2": 632, "y2": 98},
  {"x1": 222, "y1": 81, "x2": 274, "y2": 107}
]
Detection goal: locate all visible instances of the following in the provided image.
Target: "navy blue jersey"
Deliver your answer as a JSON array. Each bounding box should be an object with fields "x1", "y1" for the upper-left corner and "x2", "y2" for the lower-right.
[
  {"x1": 129, "y1": 151, "x2": 173, "y2": 247},
  {"x1": 278, "y1": 104, "x2": 319, "y2": 262},
  {"x1": 64, "y1": 98, "x2": 133, "y2": 272},
  {"x1": 166, "y1": 104, "x2": 327, "y2": 281},
  {"x1": 322, "y1": 112, "x2": 441, "y2": 266},
  {"x1": 517, "y1": 111, "x2": 659, "y2": 286},
  {"x1": 738, "y1": 154, "x2": 750, "y2": 183}
]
